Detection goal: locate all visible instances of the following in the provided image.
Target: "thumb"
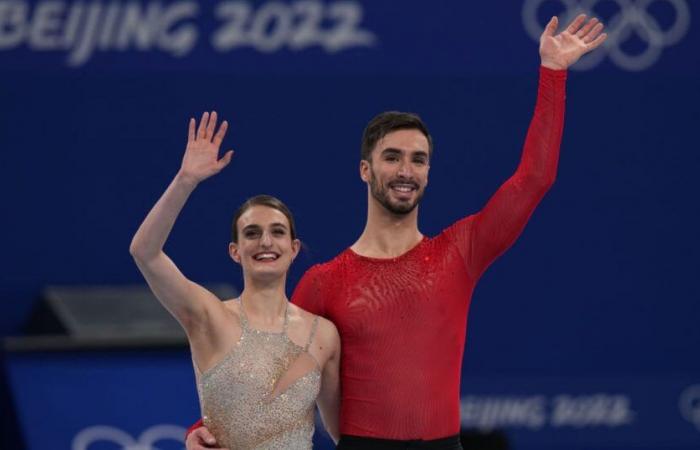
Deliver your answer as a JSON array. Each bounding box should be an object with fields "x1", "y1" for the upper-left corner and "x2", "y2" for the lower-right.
[
  {"x1": 217, "y1": 150, "x2": 234, "y2": 170},
  {"x1": 543, "y1": 16, "x2": 558, "y2": 38}
]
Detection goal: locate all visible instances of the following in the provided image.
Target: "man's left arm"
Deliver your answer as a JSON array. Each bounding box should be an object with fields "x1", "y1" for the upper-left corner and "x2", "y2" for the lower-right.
[{"x1": 466, "y1": 14, "x2": 607, "y2": 277}]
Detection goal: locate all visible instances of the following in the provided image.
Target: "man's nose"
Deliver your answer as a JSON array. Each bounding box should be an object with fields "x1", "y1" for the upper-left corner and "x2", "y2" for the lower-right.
[{"x1": 397, "y1": 160, "x2": 413, "y2": 178}]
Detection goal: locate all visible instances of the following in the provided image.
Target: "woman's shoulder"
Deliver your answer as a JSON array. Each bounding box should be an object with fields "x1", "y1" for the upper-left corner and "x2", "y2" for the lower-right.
[
  {"x1": 221, "y1": 297, "x2": 240, "y2": 311},
  {"x1": 289, "y1": 304, "x2": 339, "y2": 344},
  {"x1": 219, "y1": 298, "x2": 244, "y2": 324}
]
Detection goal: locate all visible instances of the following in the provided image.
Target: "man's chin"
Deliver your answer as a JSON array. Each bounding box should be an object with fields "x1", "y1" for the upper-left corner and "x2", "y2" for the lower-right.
[
  {"x1": 384, "y1": 199, "x2": 419, "y2": 215},
  {"x1": 370, "y1": 184, "x2": 423, "y2": 215}
]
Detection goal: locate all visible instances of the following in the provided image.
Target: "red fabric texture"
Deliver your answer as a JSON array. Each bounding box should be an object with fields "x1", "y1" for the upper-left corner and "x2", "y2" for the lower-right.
[
  {"x1": 292, "y1": 67, "x2": 567, "y2": 440},
  {"x1": 185, "y1": 418, "x2": 204, "y2": 440}
]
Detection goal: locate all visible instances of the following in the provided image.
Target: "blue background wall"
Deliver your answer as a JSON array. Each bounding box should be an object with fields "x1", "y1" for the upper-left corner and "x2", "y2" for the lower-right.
[{"x1": 1, "y1": 0, "x2": 699, "y2": 448}]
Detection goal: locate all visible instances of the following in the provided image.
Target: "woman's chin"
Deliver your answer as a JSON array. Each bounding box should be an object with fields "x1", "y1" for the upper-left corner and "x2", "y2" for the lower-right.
[{"x1": 247, "y1": 267, "x2": 288, "y2": 284}]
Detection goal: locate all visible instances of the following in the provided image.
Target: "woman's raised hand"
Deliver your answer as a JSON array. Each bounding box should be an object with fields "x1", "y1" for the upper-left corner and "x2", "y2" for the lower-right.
[{"x1": 179, "y1": 111, "x2": 234, "y2": 185}]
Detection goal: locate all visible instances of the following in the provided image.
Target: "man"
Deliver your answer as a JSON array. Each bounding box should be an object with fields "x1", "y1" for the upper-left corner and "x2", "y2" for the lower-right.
[{"x1": 187, "y1": 14, "x2": 606, "y2": 450}]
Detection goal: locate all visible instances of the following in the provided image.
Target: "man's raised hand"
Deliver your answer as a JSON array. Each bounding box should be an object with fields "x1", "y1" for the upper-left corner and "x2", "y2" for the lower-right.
[
  {"x1": 540, "y1": 15, "x2": 607, "y2": 70},
  {"x1": 179, "y1": 111, "x2": 234, "y2": 185}
]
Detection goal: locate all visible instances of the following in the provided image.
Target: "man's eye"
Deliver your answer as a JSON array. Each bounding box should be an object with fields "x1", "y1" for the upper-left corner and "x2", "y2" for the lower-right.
[
  {"x1": 272, "y1": 229, "x2": 286, "y2": 236},
  {"x1": 245, "y1": 231, "x2": 261, "y2": 238}
]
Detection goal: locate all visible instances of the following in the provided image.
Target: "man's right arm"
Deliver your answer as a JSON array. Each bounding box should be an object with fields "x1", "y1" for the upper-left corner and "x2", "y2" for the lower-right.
[
  {"x1": 291, "y1": 264, "x2": 325, "y2": 316},
  {"x1": 185, "y1": 422, "x2": 227, "y2": 450}
]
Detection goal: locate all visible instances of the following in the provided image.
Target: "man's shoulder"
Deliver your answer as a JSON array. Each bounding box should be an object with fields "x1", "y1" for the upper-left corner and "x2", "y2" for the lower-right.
[
  {"x1": 434, "y1": 214, "x2": 477, "y2": 241},
  {"x1": 304, "y1": 249, "x2": 352, "y2": 276},
  {"x1": 292, "y1": 250, "x2": 351, "y2": 313}
]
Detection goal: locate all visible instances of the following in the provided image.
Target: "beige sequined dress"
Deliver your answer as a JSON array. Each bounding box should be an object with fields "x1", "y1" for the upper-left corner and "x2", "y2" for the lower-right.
[{"x1": 196, "y1": 300, "x2": 321, "y2": 449}]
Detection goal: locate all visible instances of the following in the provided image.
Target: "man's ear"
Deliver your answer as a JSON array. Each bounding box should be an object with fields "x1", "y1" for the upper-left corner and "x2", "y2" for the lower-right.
[
  {"x1": 228, "y1": 242, "x2": 241, "y2": 264},
  {"x1": 360, "y1": 159, "x2": 370, "y2": 183}
]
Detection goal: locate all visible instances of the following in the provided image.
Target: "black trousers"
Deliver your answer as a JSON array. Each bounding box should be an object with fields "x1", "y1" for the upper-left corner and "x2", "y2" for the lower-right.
[{"x1": 336, "y1": 434, "x2": 463, "y2": 450}]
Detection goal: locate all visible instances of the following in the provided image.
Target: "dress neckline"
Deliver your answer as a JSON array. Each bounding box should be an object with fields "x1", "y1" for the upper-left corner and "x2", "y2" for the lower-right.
[{"x1": 237, "y1": 297, "x2": 289, "y2": 335}]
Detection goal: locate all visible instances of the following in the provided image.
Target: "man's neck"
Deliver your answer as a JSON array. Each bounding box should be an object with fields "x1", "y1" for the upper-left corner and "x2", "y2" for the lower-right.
[{"x1": 351, "y1": 199, "x2": 423, "y2": 259}]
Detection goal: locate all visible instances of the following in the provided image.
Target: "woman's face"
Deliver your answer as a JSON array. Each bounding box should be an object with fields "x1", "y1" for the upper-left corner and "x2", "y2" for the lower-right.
[{"x1": 229, "y1": 205, "x2": 300, "y2": 281}]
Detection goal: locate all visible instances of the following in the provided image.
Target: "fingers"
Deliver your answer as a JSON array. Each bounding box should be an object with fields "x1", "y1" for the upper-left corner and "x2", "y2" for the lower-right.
[
  {"x1": 576, "y1": 17, "x2": 598, "y2": 38},
  {"x1": 192, "y1": 111, "x2": 228, "y2": 144},
  {"x1": 587, "y1": 32, "x2": 608, "y2": 51},
  {"x1": 206, "y1": 111, "x2": 218, "y2": 141},
  {"x1": 543, "y1": 16, "x2": 558, "y2": 38},
  {"x1": 584, "y1": 22, "x2": 605, "y2": 43},
  {"x1": 212, "y1": 120, "x2": 228, "y2": 147},
  {"x1": 192, "y1": 427, "x2": 219, "y2": 447},
  {"x1": 188, "y1": 118, "x2": 195, "y2": 142},
  {"x1": 197, "y1": 111, "x2": 209, "y2": 140},
  {"x1": 566, "y1": 14, "x2": 587, "y2": 35}
]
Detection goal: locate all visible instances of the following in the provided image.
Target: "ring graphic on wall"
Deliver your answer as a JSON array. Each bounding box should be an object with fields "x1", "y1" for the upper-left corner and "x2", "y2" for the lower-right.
[
  {"x1": 522, "y1": 0, "x2": 691, "y2": 71},
  {"x1": 72, "y1": 424, "x2": 186, "y2": 450},
  {"x1": 679, "y1": 385, "x2": 700, "y2": 431}
]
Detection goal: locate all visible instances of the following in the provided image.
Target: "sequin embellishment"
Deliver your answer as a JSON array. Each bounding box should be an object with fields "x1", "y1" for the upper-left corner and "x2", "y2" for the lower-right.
[{"x1": 197, "y1": 300, "x2": 321, "y2": 449}]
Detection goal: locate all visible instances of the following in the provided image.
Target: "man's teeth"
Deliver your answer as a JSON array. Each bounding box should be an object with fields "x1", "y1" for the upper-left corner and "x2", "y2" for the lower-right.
[{"x1": 392, "y1": 185, "x2": 415, "y2": 192}]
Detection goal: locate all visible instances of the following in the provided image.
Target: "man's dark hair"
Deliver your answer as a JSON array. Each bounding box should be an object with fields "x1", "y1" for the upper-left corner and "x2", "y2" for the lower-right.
[
  {"x1": 361, "y1": 111, "x2": 433, "y2": 161},
  {"x1": 231, "y1": 194, "x2": 297, "y2": 243}
]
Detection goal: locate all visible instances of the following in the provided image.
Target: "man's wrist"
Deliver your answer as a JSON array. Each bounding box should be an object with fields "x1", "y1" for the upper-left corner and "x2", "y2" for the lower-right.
[
  {"x1": 540, "y1": 60, "x2": 567, "y2": 71},
  {"x1": 539, "y1": 65, "x2": 568, "y2": 79}
]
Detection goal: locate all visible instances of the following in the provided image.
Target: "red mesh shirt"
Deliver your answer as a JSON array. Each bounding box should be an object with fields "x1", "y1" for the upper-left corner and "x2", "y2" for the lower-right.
[{"x1": 292, "y1": 67, "x2": 566, "y2": 440}]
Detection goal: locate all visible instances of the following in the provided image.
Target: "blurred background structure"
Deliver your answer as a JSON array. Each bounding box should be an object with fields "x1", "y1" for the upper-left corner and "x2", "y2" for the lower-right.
[{"x1": 1, "y1": 1, "x2": 699, "y2": 449}]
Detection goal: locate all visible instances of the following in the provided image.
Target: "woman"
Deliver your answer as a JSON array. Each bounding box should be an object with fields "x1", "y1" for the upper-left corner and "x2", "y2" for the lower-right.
[{"x1": 129, "y1": 111, "x2": 340, "y2": 449}]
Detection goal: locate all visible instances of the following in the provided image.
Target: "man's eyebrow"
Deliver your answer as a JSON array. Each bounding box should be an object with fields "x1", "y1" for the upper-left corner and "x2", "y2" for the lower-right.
[{"x1": 381, "y1": 148, "x2": 429, "y2": 157}]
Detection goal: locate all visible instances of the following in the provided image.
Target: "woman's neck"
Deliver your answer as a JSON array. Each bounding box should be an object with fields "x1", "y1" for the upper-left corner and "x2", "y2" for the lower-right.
[{"x1": 239, "y1": 277, "x2": 288, "y2": 325}]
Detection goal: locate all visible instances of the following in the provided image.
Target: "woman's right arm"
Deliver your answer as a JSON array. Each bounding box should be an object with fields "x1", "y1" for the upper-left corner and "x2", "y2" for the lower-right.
[{"x1": 129, "y1": 111, "x2": 234, "y2": 335}]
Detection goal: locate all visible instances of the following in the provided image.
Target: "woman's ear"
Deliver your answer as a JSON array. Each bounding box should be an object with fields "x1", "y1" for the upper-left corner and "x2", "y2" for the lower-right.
[
  {"x1": 291, "y1": 238, "x2": 301, "y2": 260},
  {"x1": 229, "y1": 242, "x2": 241, "y2": 264}
]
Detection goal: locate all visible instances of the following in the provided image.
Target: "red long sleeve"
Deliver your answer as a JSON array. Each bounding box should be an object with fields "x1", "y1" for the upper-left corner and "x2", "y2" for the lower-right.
[
  {"x1": 292, "y1": 67, "x2": 567, "y2": 439},
  {"x1": 464, "y1": 66, "x2": 567, "y2": 278}
]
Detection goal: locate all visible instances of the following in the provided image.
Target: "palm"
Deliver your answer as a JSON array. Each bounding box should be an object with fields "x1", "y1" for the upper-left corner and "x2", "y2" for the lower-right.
[
  {"x1": 181, "y1": 111, "x2": 233, "y2": 183},
  {"x1": 540, "y1": 15, "x2": 607, "y2": 70}
]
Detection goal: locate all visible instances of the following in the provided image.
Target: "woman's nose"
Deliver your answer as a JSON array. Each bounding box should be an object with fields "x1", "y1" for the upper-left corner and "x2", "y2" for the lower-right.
[{"x1": 260, "y1": 231, "x2": 273, "y2": 246}]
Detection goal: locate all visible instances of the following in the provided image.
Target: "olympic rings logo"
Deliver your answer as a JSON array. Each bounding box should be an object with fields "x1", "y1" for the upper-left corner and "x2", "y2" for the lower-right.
[
  {"x1": 522, "y1": 0, "x2": 691, "y2": 71},
  {"x1": 679, "y1": 385, "x2": 700, "y2": 431},
  {"x1": 72, "y1": 424, "x2": 186, "y2": 450}
]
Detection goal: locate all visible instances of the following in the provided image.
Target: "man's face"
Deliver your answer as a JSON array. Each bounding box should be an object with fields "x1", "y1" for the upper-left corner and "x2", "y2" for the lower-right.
[{"x1": 361, "y1": 129, "x2": 430, "y2": 215}]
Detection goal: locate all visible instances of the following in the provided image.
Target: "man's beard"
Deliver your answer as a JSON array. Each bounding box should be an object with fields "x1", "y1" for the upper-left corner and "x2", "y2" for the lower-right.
[{"x1": 369, "y1": 170, "x2": 424, "y2": 215}]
